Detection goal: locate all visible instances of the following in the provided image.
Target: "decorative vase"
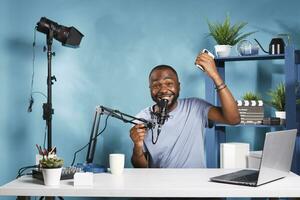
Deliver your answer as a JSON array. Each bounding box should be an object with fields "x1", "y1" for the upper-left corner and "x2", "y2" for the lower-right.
[
  {"x1": 214, "y1": 45, "x2": 232, "y2": 57},
  {"x1": 42, "y1": 168, "x2": 62, "y2": 186},
  {"x1": 275, "y1": 111, "x2": 286, "y2": 119}
]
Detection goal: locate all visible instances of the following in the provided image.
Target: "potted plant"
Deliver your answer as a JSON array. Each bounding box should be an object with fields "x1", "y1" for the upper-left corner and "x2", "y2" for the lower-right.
[
  {"x1": 267, "y1": 82, "x2": 300, "y2": 119},
  {"x1": 207, "y1": 15, "x2": 256, "y2": 57},
  {"x1": 37, "y1": 145, "x2": 64, "y2": 186},
  {"x1": 267, "y1": 82, "x2": 285, "y2": 119}
]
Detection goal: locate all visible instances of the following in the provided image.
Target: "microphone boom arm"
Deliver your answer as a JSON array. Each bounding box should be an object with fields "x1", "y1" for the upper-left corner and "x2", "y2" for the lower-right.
[
  {"x1": 86, "y1": 105, "x2": 154, "y2": 163},
  {"x1": 97, "y1": 105, "x2": 154, "y2": 129}
]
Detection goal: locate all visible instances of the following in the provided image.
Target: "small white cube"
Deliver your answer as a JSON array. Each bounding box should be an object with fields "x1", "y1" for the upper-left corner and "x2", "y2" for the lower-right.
[
  {"x1": 74, "y1": 172, "x2": 93, "y2": 186},
  {"x1": 220, "y1": 143, "x2": 250, "y2": 168}
]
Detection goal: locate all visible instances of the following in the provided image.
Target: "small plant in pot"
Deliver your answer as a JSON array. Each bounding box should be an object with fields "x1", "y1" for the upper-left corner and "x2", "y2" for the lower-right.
[
  {"x1": 37, "y1": 145, "x2": 64, "y2": 186},
  {"x1": 207, "y1": 15, "x2": 256, "y2": 57},
  {"x1": 267, "y1": 82, "x2": 286, "y2": 119},
  {"x1": 267, "y1": 82, "x2": 300, "y2": 119}
]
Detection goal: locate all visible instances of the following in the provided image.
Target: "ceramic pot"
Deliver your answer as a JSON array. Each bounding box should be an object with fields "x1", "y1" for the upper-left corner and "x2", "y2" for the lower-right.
[
  {"x1": 42, "y1": 168, "x2": 62, "y2": 186},
  {"x1": 214, "y1": 45, "x2": 232, "y2": 57}
]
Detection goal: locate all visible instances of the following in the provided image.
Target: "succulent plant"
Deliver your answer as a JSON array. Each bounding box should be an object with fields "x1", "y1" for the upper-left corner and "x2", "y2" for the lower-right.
[
  {"x1": 36, "y1": 145, "x2": 64, "y2": 168},
  {"x1": 40, "y1": 156, "x2": 64, "y2": 168}
]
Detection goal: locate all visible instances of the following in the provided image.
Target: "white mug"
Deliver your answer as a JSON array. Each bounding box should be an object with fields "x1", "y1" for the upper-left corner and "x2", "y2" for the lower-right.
[{"x1": 109, "y1": 154, "x2": 125, "y2": 175}]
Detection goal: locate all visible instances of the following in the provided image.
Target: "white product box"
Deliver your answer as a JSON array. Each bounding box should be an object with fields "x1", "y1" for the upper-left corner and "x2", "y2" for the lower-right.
[
  {"x1": 247, "y1": 150, "x2": 262, "y2": 169},
  {"x1": 220, "y1": 143, "x2": 250, "y2": 168}
]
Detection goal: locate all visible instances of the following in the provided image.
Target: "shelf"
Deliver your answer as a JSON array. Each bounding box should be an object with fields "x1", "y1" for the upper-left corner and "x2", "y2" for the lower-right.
[
  {"x1": 205, "y1": 46, "x2": 299, "y2": 172},
  {"x1": 215, "y1": 124, "x2": 285, "y2": 128},
  {"x1": 215, "y1": 54, "x2": 284, "y2": 62}
]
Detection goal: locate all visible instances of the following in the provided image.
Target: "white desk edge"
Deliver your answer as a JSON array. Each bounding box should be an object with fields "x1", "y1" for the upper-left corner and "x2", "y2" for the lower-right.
[{"x1": 1, "y1": 168, "x2": 300, "y2": 198}]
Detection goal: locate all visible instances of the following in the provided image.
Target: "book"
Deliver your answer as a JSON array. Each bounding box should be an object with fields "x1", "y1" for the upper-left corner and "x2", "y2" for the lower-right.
[
  {"x1": 240, "y1": 114, "x2": 264, "y2": 118},
  {"x1": 262, "y1": 117, "x2": 281, "y2": 125},
  {"x1": 241, "y1": 116, "x2": 264, "y2": 120},
  {"x1": 241, "y1": 118, "x2": 264, "y2": 122},
  {"x1": 240, "y1": 112, "x2": 265, "y2": 116},
  {"x1": 238, "y1": 106, "x2": 264, "y2": 113},
  {"x1": 240, "y1": 120, "x2": 263, "y2": 125}
]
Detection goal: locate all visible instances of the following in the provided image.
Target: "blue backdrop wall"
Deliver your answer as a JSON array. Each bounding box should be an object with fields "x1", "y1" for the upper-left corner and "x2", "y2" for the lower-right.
[{"x1": 1, "y1": 0, "x2": 300, "y2": 199}]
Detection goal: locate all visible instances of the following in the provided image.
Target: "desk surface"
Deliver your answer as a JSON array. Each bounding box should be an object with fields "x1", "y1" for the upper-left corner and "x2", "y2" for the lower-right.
[{"x1": 1, "y1": 168, "x2": 300, "y2": 198}]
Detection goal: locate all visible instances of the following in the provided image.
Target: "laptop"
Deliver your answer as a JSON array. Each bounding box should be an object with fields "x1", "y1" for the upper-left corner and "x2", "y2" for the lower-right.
[{"x1": 210, "y1": 129, "x2": 297, "y2": 187}]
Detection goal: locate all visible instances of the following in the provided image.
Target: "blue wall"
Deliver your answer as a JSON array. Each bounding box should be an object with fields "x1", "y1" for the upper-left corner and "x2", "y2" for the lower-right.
[{"x1": 1, "y1": 0, "x2": 300, "y2": 198}]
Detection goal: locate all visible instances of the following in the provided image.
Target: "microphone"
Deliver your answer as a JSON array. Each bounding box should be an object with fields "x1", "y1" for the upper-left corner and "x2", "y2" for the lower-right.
[
  {"x1": 157, "y1": 98, "x2": 169, "y2": 126},
  {"x1": 150, "y1": 99, "x2": 169, "y2": 144}
]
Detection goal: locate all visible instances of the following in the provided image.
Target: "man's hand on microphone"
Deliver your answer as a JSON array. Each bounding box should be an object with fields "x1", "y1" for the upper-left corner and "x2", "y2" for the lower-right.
[
  {"x1": 130, "y1": 124, "x2": 148, "y2": 168},
  {"x1": 130, "y1": 124, "x2": 147, "y2": 148}
]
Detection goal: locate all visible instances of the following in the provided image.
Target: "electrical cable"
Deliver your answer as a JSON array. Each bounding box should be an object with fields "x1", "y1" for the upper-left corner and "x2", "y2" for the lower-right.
[
  {"x1": 16, "y1": 165, "x2": 38, "y2": 178},
  {"x1": 70, "y1": 114, "x2": 111, "y2": 166},
  {"x1": 27, "y1": 28, "x2": 47, "y2": 113},
  {"x1": 27, "y1": 28, "x2": 37, "y2": 113},
  {"x1": 152, "y1": 127, "x2": 160, "y2": 144}
]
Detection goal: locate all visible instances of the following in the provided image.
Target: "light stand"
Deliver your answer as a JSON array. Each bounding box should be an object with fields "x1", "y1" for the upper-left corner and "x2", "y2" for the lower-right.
[
  {"x1": 42, "y1": 31, "x2": 56, "y2": 150},
  {"x1": 36, "y1": 17, "x2": 84, "y2": 150}
]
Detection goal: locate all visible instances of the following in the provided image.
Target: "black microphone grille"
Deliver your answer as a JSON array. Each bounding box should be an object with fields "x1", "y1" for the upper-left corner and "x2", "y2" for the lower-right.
[
  {"x1": 157, "y1": 98, "x2": 169, "y2": 126},
  {"x1": 158, "y1": 98, "x2": 169, "y2": 108}
]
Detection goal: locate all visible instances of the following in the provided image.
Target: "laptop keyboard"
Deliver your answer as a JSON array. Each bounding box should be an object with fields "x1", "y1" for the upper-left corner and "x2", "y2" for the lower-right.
[
  {"x1": 210, "y1": 169, "x2": 259, "y2": 186},
  {"x1": 231, "y1": 171, "x2": 259, "y2": 182}
]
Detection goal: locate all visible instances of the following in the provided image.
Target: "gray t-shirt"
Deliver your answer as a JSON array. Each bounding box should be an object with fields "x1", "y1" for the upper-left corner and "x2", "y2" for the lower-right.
[{"x1": 135, "y1": 97, "x2": 212, "y2": 168}]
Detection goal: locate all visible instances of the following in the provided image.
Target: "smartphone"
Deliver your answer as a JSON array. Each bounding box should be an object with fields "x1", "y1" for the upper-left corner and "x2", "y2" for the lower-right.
[{"x1": 195, "y1": 49, "x2": 215, "y2": 72}]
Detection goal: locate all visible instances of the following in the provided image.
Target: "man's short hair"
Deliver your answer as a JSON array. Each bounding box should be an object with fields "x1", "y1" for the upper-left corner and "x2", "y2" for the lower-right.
[{"x1": 149, "y1": 65, "x2": 178, "y2": 79}]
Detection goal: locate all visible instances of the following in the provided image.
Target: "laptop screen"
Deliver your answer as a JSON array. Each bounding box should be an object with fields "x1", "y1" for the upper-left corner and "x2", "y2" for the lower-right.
[{"x1": 257, "y1": 129, "x2": 297, "y2": 186}]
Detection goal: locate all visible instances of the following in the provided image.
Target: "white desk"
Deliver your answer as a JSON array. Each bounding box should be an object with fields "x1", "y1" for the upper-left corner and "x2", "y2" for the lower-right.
[{"x1": 1, "y1": 168, "x2": 300, "y2": 198}]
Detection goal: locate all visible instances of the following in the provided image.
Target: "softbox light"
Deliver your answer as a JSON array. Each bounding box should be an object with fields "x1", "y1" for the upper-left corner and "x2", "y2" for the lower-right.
[{"x1": 36, "y1": 17, "x2": 84, "y2": 48}]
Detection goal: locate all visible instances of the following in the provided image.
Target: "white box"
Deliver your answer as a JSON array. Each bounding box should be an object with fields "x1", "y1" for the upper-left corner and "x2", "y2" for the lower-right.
[
  {"x1": 247, "y1": 151, "x2": 262, "y2": 169},
  {"x1": 220, "y1": 143, "x2": 249, "y2": 168}
]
